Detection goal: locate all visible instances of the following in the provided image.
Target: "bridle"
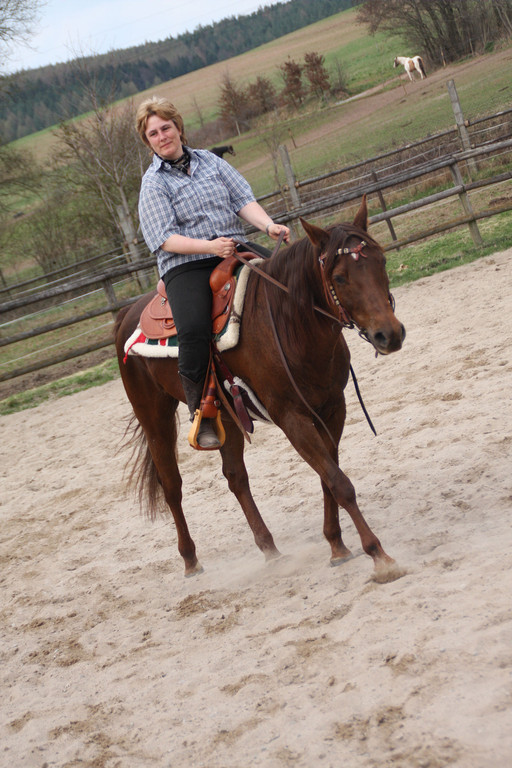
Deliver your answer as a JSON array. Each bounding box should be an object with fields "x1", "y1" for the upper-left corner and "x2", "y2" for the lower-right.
[
  {"x1": 318, "y1": 240, "x2": 368, "y2": 330},
  {"x1": 318, "y1": 238, "x2": 395, "y2": 348}
]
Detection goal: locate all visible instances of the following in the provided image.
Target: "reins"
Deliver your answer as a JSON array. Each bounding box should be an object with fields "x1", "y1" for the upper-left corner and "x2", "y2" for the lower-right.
[
  {"x1": 229, "y1": 233, "x2": 378, "y2": 438},
  {"x1": 232, "y1": 235, "x2": 351, "y2": 327}
]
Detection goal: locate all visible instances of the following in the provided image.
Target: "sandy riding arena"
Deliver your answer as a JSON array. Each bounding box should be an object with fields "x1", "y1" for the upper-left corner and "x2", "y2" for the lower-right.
[{"x1": 1, "y1": 249, "x2": 512, "y2": 768}]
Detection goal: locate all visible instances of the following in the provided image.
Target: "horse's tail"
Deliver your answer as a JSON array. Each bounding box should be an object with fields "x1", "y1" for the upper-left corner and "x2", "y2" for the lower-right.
[
  {"x1": 113, "y1": 303, "x2": 131, "y2": 341},
  {"x1": 417, "y1": 56, "x2": 427, "y2": 78},
  {"x1": 123, "y1": 415, "x2": 176, "y2": 521}
]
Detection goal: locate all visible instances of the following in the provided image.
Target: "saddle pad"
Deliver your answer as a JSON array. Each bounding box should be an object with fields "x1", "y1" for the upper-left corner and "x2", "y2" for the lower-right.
[{"x1": 124, "y1": 261, "x2": 256, "y2": 360}]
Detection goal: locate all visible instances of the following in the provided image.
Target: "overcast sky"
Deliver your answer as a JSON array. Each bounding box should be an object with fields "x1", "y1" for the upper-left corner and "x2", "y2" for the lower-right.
[{"x1": 6, "y1": 0, "x2": 284, "y2": 74}]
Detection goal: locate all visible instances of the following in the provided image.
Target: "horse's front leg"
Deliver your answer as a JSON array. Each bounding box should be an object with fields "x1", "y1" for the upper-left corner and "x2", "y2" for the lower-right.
[
  {"x1": 318, "y1": 408, "x2": 353, "y2": 566},
  {"x1": 321, "y1": 479, "x2": 353, "y2": 566},
  {"x1": 220, "y1": 420, "x2": 281, "y2": 562},
  {"x1": 280, "y1": 411, "x2": 395, "y2": 573}
]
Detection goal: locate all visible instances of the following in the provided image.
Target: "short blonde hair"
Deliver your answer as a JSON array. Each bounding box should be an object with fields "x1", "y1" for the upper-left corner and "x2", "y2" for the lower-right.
[{"x1": 135, "y1": 96, "x2": 188, "y2": 147}]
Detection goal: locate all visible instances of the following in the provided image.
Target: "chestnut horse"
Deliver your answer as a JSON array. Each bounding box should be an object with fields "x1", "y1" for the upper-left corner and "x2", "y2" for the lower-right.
[{"x1": 114, "y1": 198, "x2": 405, "y2": 577}]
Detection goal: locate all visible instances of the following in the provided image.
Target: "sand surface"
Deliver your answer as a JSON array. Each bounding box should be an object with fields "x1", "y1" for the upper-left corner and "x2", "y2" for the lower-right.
[{"x1": 1, "y1": 249, "x2": 512, "y2": 768}]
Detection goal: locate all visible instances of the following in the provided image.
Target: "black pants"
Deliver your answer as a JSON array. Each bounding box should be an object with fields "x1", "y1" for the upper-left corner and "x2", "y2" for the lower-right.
[
  {"x1": 163, "y1": 257, "x2": 221, "y2": 383},
  {"x1": 162, "y1": 243, "x2": 271, "y2": 383}
]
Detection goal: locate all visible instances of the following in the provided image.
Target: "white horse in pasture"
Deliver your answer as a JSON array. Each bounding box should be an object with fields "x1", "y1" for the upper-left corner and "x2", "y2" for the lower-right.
[{"x1": 393, "y1": 55, "x2": 427, "y2": 81}]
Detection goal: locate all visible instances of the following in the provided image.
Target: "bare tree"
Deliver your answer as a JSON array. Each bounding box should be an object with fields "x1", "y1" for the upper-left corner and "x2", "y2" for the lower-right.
[
  {"x1": 245, "y1": 75, "x2": 277, "y2": 118},
  {"x1": 0, "y1": 142, "x2": 40, "y2": 214},
  {"x1": 21, "y1": 186, "x2": 91, "y2": 273},
  {"x1": 217, "y1": 71, "x2": 249, "y2": 135},
  {"x1": 0, "y1": 0, "x2": 44, "y2": 73},
  {"x1": 54, "y1": 77, "x2": 148, "y2": 264},
  {"x1": 331, "y1": 55, "x2": 349, "y2": 98}
]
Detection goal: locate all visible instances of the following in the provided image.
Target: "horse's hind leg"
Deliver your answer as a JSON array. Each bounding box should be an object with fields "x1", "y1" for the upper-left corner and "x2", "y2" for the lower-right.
[
  {"x1": 129, "y1": 388, "x2": 203, "y2": 577},
  {"x1": 220, "y1": 421, "x2": 281, "y2": 561}
]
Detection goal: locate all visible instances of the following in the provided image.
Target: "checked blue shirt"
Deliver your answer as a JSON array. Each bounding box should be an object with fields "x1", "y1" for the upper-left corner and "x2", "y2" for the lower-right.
[{"x1": 138, "y1": 147, "x2": 256, "y2": 277}]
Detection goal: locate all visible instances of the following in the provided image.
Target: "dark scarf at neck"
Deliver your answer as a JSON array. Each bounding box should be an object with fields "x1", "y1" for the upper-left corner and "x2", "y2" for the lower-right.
[{"x1": 166, "y1": 148, "x2": 190, "y2": 174}]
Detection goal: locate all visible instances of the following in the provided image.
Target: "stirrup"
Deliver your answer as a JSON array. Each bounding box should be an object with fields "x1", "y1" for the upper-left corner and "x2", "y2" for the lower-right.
[{"x1": 188, "y1": 409, "x2": 225, "y2": 451}]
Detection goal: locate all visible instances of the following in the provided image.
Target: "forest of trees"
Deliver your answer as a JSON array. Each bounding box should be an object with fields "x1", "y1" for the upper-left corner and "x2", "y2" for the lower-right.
[
  {"x1": 0, "y1": 0, "x2": 352, "y2": 143},
  {"x1": 356, "y1": 0, "x2": 512, "y2": 66}
]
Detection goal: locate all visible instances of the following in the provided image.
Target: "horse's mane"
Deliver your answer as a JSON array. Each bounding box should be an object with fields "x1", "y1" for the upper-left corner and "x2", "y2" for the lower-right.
[{"x1": 261, "y1": 222, "x2": 379, "y2": 365}]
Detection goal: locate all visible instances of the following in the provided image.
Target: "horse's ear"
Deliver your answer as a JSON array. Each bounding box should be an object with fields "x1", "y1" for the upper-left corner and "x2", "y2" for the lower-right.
[
  {"x1": 300, "y1": 217, "x2": 330, "y2": 249},
  {"x1": 353, "y1": 195, "x2": 368, "y2": 232}
]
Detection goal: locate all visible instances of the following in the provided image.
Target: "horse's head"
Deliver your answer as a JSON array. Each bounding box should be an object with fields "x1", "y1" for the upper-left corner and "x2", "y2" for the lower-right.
[{"x1": 300, "y1": 196, "x2": 405, "y2": 355}]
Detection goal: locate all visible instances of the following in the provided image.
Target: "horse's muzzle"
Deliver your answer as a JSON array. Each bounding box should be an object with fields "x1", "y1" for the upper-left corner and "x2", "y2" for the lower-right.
[{"x1": 369, "y1": 322, "x2": 406, "y2": 355}]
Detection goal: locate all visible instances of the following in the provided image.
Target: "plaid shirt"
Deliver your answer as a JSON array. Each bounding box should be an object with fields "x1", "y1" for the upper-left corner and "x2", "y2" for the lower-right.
[{"x1": 138, "y1": 148, "x2": 256, "y2": 276}]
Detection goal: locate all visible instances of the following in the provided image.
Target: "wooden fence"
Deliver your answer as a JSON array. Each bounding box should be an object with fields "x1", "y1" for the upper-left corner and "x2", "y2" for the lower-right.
[{"x1": 1, "y1": 129, "x2": 511, "y2": 388}]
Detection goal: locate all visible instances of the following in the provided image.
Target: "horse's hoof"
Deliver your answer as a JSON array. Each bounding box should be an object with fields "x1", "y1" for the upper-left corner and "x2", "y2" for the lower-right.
[
  {"x1": 184, "y1": 563, "x2": 204, "y2": 578},
  {"x1": 371, "y1": 558, "x2": 407, "y2": 583},
  {"x1": 265, "y1": 552, "x2": 290, "y2": 568},
  {"x1": 264, "y1": 548, "x2": 282, "y2": 562}
]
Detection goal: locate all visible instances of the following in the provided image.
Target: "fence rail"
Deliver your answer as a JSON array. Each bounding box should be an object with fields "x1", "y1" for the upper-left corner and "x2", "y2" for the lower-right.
[{"x1": 1, "y1": 125, "x2": 511, "y2": 388}]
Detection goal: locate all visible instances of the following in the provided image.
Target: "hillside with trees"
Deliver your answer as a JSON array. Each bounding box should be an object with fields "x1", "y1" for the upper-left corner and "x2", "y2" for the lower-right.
[
  {"x1": 0, "y1": 0, "x2": 351, "y2": 143},
  {"x1": 356, "y1": 0, "x2": 512, "y2": 65}
]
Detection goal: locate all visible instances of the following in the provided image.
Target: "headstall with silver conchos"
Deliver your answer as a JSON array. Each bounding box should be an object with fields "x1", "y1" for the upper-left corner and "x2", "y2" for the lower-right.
[{"x1": 318, "y1": 239, "x2": 368, "y2": 326}]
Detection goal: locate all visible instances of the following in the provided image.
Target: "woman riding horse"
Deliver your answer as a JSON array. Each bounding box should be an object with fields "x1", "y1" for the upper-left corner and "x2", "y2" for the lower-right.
[
  {"x1": 115, "y1": 196, "x2": 406, "y2": 577},
  {"x1": 136, "y1": 97, "x2": 290, "y2": 448}
]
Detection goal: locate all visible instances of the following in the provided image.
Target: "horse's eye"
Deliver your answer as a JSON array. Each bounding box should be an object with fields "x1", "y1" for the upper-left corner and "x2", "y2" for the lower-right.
[{"x1": 334, "y1": 274, "x2": 346, "y2": 285}]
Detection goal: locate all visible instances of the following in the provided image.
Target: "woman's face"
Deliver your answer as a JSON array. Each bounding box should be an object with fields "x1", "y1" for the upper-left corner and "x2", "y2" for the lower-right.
[{"x1": 145, "y1": 114, "x2": 183, "y2": 160}]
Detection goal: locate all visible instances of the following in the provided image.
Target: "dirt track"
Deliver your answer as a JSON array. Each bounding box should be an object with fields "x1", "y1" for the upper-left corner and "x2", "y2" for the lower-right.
[{"x1": 1, "y1": 248, "x2": 512, "y2": 767}]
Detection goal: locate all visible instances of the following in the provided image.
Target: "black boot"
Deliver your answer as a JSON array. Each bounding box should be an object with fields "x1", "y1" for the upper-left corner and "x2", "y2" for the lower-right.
[{"x1": 179, "y1": 374, "x2": 221, "y2": 449}]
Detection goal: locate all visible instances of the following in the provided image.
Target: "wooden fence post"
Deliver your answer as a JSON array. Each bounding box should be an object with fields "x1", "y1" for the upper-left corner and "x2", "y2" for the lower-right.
[
  {"x1": 447, "y1": 79, "x2": 478, "y2": 178},
  {"x1": 116, "y1": 204, "x2": 151, "y2": 290},
  {"x1": 278, "y1": 144, "x2": 300, "y2": 238},
  {"x1": 102, "y1": 277, "x2": 118, "y2": 319},
  {"x1": 371, "y1": 171, "x2": 399, "y2": 249},
  {"x1": 449, "y1": 160, "x2": 483, "y2": 247},
  {"x1": 0, "y1": 267, "x2": 10, "y2": 297},
  {"x1": 278, "y1": 144, "x2": 300, "y2": 208}
]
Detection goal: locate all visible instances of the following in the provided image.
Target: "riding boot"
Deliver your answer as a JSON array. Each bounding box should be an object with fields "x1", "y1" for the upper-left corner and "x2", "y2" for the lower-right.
[{"x1": 179, "y1": 374, "x2": 221, "y2": 449}]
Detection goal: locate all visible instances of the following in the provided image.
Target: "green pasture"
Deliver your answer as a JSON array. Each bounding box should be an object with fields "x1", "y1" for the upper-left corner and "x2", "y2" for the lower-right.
[
  {"x1": 0, "y1": 359, "x2": 120, "y2": 415},
  {"x1": 234, "y1": 53, "x2": 512, "y2": 195}
]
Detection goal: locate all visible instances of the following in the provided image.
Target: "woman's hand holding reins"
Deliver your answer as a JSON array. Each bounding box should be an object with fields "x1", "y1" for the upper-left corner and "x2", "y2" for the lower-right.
[
  {"x1": 210, "y1": 236, "x2": 236, "y2": 259},
  {"x1": 266, "y1": 222, "x2": 290, "y2": 242}
]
